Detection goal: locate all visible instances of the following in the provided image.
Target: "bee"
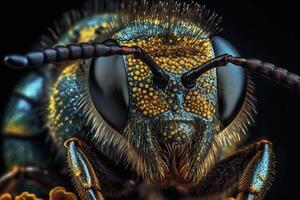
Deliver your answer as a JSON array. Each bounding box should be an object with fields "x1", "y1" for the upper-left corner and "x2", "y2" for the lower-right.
[{"x1": 1, "y1": 0, "x2": 299, "y2": 199}]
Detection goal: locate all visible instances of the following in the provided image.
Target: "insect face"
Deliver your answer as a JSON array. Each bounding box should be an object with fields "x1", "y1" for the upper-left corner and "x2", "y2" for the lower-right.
[
  {"x1": 86, "y1": 6, "x2": 247, "y2": 181},
  {"x1": 120, "y1": 35, "x2": 219, "y2": 146}
]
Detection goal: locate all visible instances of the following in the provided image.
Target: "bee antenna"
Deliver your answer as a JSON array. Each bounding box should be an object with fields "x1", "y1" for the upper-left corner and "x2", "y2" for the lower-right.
[
  {"x1": 181, "y1": 54, "x2": 300, "y2": 92},
  {"x1": 4, "y1": 41, "x2": 169, "y2": 88}
]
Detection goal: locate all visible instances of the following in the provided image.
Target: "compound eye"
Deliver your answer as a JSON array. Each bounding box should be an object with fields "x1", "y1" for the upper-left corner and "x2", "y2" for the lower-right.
[
  {"x1": 89, "y1": 40, "x2": 129, "y2": 131},
  {"x1": 213, "y1": 37, "x2": 247, "y2": 126}
]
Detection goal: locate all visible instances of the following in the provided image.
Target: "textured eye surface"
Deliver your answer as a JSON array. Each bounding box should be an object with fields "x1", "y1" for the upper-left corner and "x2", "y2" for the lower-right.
[
  {"x1": 89, "y1": 51, "x2": 129, "y2": 131},
  {"x1": 213, "y1": 37, "x2": 247, "y2": 126}
]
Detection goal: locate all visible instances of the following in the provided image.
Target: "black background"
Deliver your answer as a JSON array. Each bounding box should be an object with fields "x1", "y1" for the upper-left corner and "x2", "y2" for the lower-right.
[{"x1": 0, "y1": 0, "x2": 299, "y2": 199}]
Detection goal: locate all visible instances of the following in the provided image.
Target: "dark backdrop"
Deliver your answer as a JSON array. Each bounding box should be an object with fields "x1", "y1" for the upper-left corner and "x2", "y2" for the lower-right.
[{"x1": 0, "y1": 0, "x2": 299, "y2": 199}]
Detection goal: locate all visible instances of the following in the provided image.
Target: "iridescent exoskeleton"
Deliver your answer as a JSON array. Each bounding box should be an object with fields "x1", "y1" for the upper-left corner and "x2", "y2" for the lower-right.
[{"x1": 1, "y1": 1, "x2": 299, "y2": 200}]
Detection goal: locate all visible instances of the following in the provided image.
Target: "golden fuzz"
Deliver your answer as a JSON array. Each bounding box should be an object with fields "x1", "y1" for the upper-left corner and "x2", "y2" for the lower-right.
[{"x1": 122, "y1": 36, "x2": 213, "y2": 75}]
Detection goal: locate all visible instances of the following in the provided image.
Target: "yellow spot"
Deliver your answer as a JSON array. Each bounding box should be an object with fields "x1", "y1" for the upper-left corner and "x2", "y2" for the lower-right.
[
  {"x1": 78, "y1": 27, "x2": 96, "y2": 43},
  {"x1": 132, "y1": 87, "x2": 138, "y2": 93},
  {"x1": 100, "y1": 22, "x2": 109, "y2": 29}
]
